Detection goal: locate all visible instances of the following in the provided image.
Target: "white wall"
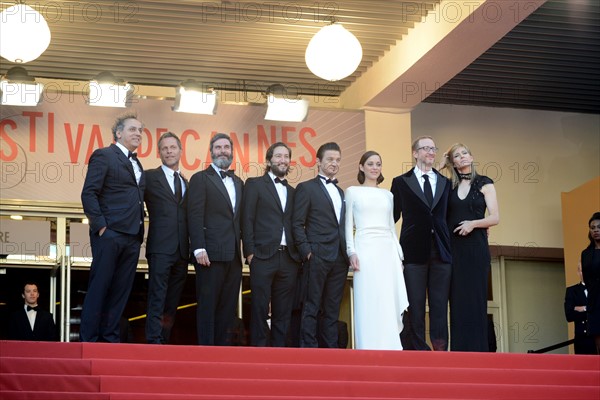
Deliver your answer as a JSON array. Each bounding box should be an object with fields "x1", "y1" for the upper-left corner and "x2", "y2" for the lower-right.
[
  {"x1": 504, "y1": 260, "x2": 568, "y2": 354},
  {"x1": 411, "y1": 103, "x2": 600, "y2": 249}
]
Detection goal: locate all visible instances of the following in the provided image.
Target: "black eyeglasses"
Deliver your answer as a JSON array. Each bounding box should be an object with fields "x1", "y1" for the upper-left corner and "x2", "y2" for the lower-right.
[{"x1": 417, "y1": 146, "x2": 438, "y2": 153}]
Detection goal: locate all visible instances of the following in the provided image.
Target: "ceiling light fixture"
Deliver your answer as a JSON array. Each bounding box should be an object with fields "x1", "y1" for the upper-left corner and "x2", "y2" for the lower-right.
[
  {"x1": 88, "y1": 72, "x2": 131, "y2": 108},
  {"x1": 172, "y1": 79, "x2": 217, "y2": 115},
  {"x1": 264, "y1": 84, "x2": 309, "y2": 122},
  {"x1": 0, "y1": 66, "x2": 44, "y2": 106},
  {"x1": 305, "y1": 22, "x2": 362, "y2": 81},
  {"x1": 0, "y1": 3, "x2": 51, "y2": 63}
]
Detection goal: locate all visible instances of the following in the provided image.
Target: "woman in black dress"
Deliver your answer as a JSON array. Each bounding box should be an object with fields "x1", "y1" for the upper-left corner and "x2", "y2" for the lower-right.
[
  {"x1": 581, "y1": 212, "x2": 600, "y2": 354},
  {"x1": 443, "y1": 143, "x2": 499, "y2": 351}
]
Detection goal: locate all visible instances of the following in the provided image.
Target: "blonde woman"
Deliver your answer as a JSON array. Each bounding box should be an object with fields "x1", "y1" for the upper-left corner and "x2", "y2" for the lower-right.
[{"x1": 443, "y1": 143, "x2": 499, "y2": 352}]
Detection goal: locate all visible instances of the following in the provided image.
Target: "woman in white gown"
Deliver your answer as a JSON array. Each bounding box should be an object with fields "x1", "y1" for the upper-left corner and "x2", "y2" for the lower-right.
[{"x1": 345, "y1": 151, "x2": 409, "y2": 350}]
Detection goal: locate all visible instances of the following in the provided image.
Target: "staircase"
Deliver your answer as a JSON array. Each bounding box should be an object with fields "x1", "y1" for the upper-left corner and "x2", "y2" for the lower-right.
[{"x1": 1, "y1": 340, "x2": 599, "y2": 399}]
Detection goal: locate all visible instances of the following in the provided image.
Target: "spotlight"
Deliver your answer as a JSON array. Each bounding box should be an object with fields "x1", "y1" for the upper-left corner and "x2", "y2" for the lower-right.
[
  {"x1": 172, "y1": 80, "x2": 217, "y2": 115},
  {"x1": 0, "y1": 67, "x2": 44, "y2": 106},
  {"x1": 264, "y1": 84, "x2": 309, "y2": 122},
  {"x1": 88, "y1": 72, "x2": 131, "y2": 108}
]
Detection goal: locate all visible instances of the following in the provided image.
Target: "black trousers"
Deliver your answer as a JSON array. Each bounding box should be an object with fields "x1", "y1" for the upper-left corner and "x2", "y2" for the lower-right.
[
  {"x1": 249, "y1": 249, "x2": 299, "y2": 347},
  {"x1": 194, "y1": 256, "x2": 242, "y2": 345},
  {"x1": 574, "y1": 334, "x2": 598, "y2": 355},
  {"x1": 80, "y1": 229, "x2": 141, "y2": 342},
  {"x1": 403, "y1": 242, "x2": 451, "y2": 351},
  {"x1": 300, "y1": 253, "x2": 348, "y2": 348},
  {"x1": 145, "y1": 251, "x2": 188, "y2": 344}
]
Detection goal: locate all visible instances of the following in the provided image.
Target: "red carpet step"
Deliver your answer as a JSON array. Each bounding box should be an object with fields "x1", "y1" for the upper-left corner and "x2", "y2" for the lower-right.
[{"x1": 1, "y1": 340, "x2": 599, "y2": 399}]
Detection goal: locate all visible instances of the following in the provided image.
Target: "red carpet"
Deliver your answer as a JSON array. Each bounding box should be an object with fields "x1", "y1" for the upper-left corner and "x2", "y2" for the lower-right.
[{"x1": 1, "y1": 340, "x2": 599, "y2": 399}]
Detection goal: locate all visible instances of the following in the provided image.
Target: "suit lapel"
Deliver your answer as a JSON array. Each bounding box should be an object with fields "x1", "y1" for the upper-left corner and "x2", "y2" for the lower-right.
[
  {"x1": 156, "y1": 167, "x2": 177, "y2": 203},
  {"x1": 32, "y1": 313, "x2": 39, "y2": 333},
  {"x1": 233, "y1": 175, "x2": 243, "y2": 216},
  {"x1": 315, "y1": 177, "x2": 340, "y2": 224},
  {"x1": 20, "y1": 309, "x2": 33, "y2": 333},
  {"x1": 337, "y1": 185, "x2": 345, "y2": 224},
  {"x1": 263, "y1": 174, "x2": 283, "y2": 211},
  {"x1": 206, "y1": 167, "x2": 233, "y2": 212},
  {"x1": 111, "y1": 144, "x2": 136, "y2": 183},
  {"x1": 181, "y1": 174, "x2": 189, "y2": 201},
  {"x1": 404, "y1": 169, "x2": 429, "y2": 207},
  {"x1": 431, "y1": 169, "x2": 446, "y2": 208},
  {"x1": 283, "y1": 182, "x2": 293, "y2": 213}
]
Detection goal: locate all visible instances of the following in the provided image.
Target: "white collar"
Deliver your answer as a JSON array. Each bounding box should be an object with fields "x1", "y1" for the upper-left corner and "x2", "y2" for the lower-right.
[
  {"x1": 211, "y1": 163, "x2": 230, "y2": 174},
  {"x1": 160, "y1": 164, "x2": 179, "y2": 177},
  {"x1": 115, "y1": 142, "x2": 132, "y2": 158},
  {"x1": 414, "y1": 165, "x2": 434, "y2": 178}
]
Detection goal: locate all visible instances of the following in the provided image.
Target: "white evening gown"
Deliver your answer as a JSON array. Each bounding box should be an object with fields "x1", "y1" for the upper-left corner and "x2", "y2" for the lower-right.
[{"x1": 345, "y1": 186, "x2": 409, "y2": 350}]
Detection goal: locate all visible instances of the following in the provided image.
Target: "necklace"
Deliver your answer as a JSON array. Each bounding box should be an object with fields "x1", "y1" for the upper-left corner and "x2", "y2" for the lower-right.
[{"x1": 458, "y1": 173, "x2": 471, "y2": 180}]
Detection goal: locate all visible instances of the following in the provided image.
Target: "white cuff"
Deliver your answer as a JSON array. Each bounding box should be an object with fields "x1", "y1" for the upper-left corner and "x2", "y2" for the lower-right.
[{"x1": 193, "y1": 248, "x2": 206, "y2": 256}]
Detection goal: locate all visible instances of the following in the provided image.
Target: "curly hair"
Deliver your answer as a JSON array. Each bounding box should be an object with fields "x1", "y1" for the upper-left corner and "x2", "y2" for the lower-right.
[{"x1": 111, "y1": 111, "x2": 140, "y2": 141}]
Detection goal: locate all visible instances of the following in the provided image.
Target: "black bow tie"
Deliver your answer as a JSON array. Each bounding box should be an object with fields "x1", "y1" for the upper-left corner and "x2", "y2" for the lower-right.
[
  {"x1": 274, "y1": 177, "x2": 287, "y2": 184},
  {"x1": 27, "y1": 306, "x2": 38, "y2": 311},
  {"x1": 128, "y1": 151, "x2": 138, "y2": 160},
  {"x1": 219, "y1": 170, "x2": 234, "y2": 179},
  {"x1": 319, "y1": 175, "x2": 338, "y2": 185}
]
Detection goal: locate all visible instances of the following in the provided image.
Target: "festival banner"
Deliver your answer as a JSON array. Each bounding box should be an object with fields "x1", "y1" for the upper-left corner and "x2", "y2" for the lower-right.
[{"x1": 1, "y1": 94, "x2": 365, "y2": 204}]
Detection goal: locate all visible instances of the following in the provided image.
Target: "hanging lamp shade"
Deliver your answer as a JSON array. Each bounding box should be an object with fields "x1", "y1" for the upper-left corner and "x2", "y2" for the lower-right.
[
  {"x1": 0, "y1": 4, "x2": 51, "y2": 63},
  {"x1": 173, "y1": 80, "x2": 218, "y2": 115},
  {"x1": 305, "y1": 23, "x2": 362, "y2": 81},
  {"x1": 88, "y1": 72, "x2": 131, "y2": 108},
  {"x1": 0, "y1": 66, "x2": 44, "y2": 106}
]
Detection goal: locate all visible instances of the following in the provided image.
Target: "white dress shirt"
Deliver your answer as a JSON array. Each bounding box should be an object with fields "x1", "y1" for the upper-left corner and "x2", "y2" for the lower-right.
[
  {"x1": 269, "y1": 171, "x2": 287, "y2": 246},
  {"x1": 115, "y1": 142, "x2": 142, "y2": 184},
  {"x1": 212, "y1": 163, "x2": 236, "y2": 209},
  {"x1": 161, "y1": 165, "x2": 186, "y2": 197},
  {"x1": 414, "y1": 165, "x2": 437, "y2": 195},
  {"x1": 25, "y1": 304, "x2": 36, "y2": 330},
  {"x1": 319, "y1": 175, "x2": 342, "y2": 223}
]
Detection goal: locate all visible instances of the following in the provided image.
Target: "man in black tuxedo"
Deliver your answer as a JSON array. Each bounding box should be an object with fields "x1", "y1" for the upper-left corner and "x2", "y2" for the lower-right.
[
  {"x1": 188, "y1": 133, "x2": 244, "y2": 345},
  {"x1": 564, "y1": 263, "x2": 596, "y2": 354},
  {"x1": 9, "y1": 282, "x2": 57, "y2": 341},
  {"x1": 391, "y1": 136, "x2": 451, "y2": 351},
  {"x1": 292, "y1": 142, "x2": 349, "y2": 348},
  {"x1": 242, "y1": 142, "x2": 300, "y2": 347},
  {"x1": 80, "y1": 112, "x2": 145, "y2": 342},
  {"x1": 144, "y1": 132, "x2": 189, "y2": 344}
]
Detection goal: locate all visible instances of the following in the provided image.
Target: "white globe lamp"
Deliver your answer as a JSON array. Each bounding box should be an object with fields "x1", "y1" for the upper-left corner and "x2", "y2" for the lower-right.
[
  {"x1": 305, "y1": 23, "x2": 362, "y2": 81},
  {"x1": 0, "y1": 4, "x2": 51, "y2": 63}
]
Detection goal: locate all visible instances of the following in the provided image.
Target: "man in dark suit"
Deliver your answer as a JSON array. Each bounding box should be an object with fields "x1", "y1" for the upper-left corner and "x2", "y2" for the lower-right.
[
  {"x1": 9, "y1": 282, "x2": 57, "y2": 341},
  {"x1": 242, "y1": 142, "x2": 300, "y2": 347},
  {"x1": 391, "y1": 135, "x2": 451, "y2": 351},
  {"x1": 188, "y1": 133, "x2": 244, "y2": 345},
  {"x1": 292, "y1": 142, "x2": 349, "y2": 348},
  {"x1": 564, "y1": 262, "x2": 596, "y2": 354},
  {"x1": 80, "y1": 112, "x2": 145, "y2": 342},
  {"x1": 144, "y1": 132, "x2": 189, "y2": 344}
]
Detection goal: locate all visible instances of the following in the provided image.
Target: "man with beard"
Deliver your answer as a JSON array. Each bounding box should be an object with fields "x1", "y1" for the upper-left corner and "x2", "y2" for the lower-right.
[
  {"x1": 242, "y1": 142, "x2": 300, "y2": 346},
  {"x1": 188, "y1": 133, "x2": 244, "y2": 345}
]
